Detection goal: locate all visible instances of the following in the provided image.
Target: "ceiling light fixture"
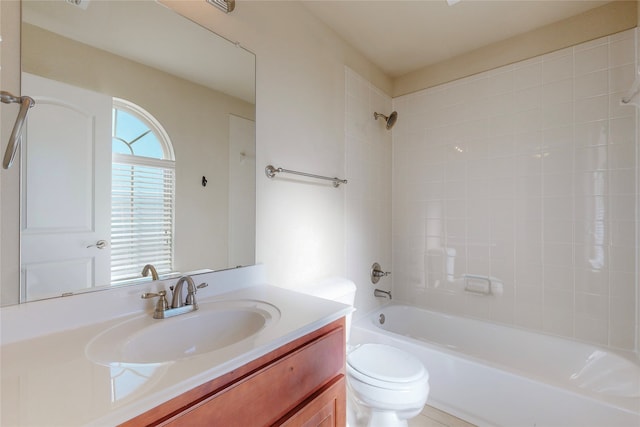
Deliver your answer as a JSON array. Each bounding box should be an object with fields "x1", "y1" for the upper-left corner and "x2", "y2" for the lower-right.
[
  {"x1": 446, "y1": 0, "x2": 462, "y2": 5},
  {"x1": 206, "y1": 0, "x2": 235, "y2": 13}
]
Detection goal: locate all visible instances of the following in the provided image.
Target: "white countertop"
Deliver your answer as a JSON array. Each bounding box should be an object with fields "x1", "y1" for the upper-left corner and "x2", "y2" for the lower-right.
[{"x1": 0, "y1": 284, "x2": 350, "y2": 426}]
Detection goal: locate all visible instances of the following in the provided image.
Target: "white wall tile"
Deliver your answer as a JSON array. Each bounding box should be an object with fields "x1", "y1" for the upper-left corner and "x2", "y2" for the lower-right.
[
  {"x1": 517, "y1": 176, "x2": 542, "y2": 198},
  {"x1": 609, "y1": 36, "x2": 635, "y2": 68},
  {"x1": 575, "y1": 267, "x2": 609, "y2": 295},
  {"x1": 575, "y1": 171, "x2": 608, "y2": 196},
  {"x1": 609, "y1": 143, "x2": 636, "y2": 169},
  {"x1": 516, "y1": 154, "x2": 542, "y2": 176},
  {"x1": 610, "y1": 116, "x2": 636, "y2": 145},
  {"x1": 544, "y1": 264, "x2": 574, "y2": 290},
  {"x1": 486, "y1": 69, "x2": 514, "y2": 96},
  {"x1": 575, "y1": 146, "x2": 608, "y2": 171},
  {"x1": 609, "y1": 220, "x2": 636, "y2": 247},
  {"x1": 575, "y1": 44, "x2": 609, "y2": 75},
  {"x1": 391, "y1": 31, "x2": 637, "y2": 350},
  {"x1": 516, "y1": 196, "x2": 543, "y2": 220},
  {"x1": 575, "y1": 70, "x2": 609, "y2": 99},
  {"x1": 543, "y1": 53, "x2": 574, "y2": 83},
  {"x1": 544, "y1": 219, "x2": 574, "y2": 243},
  {"x1": 543, "y1": 173, "x2": 573, "y2": 197},
  {"x1": 609, "y1": 64, "x2": 635, "y2": 94},
  {"x1": 513, "y1": 61, "x2": 543, "y2": 90},
  {"x1": 543, "y1": 79, "x2": 573, "y2": 105},
  {"x1": 490, "y1": 179, "x2": 516, "y2": 198},
  {"x1": 543, "y1": 148, "x2": 574, "y2": 174},
  {"x1": 575, "y1": 95, "x2": 609, "y2": 123},
  {"x1": 575, "y1": 120, "x2": 608, "y2": 147}
]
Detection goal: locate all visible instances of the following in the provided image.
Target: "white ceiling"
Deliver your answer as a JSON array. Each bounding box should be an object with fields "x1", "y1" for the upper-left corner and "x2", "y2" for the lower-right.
[{"x1": 301, "y1": 0, "x2": 612, "y2": 78}]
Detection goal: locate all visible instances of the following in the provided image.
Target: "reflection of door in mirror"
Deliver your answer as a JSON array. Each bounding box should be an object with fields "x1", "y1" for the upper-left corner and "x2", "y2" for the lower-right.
[
  {"x1": 228, "y1": 115, "x2": 256, "y2": 267},
  {"x1": 21, "y1": 73, "x2": 111, "y2": 301}
]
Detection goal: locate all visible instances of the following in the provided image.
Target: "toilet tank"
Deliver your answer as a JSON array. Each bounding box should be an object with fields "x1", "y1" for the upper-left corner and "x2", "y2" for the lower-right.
[{"x1": 298, "y1": 277, "x2": 356, "y2": 339}]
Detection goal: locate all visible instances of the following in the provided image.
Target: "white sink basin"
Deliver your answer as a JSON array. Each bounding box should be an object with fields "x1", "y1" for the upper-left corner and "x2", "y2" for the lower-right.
[{"x1": 86, "y1": 299, "x2": 280, "y2": 365}]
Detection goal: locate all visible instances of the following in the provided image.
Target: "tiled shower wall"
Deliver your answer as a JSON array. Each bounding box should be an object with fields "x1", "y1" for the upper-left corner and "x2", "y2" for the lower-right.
[
  {"x1": 392, "y1": 29, "x2": 638, "y2": 350},
  {"x1": 345, "y1": 68, "x2": 393, "y2": 320}
]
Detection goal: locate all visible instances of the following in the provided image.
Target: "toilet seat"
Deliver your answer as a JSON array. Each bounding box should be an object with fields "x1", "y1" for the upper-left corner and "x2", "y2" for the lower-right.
[{"x1": 347, "y1": 343, "x2": 428, "y2": 390}]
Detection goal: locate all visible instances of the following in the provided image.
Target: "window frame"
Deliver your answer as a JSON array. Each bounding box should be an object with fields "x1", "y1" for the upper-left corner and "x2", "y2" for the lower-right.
[{"x1": 110, "y1": 98, "x2": 176, "y2": 285}]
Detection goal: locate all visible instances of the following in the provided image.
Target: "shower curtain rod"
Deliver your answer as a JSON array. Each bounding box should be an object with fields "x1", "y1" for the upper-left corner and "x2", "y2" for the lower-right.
[{"x1": 265, "y1": 164, "x2": 348, "y2": 188}]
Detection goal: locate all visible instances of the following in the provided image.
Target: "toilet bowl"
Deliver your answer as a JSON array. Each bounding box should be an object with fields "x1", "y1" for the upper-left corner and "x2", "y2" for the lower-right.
[
  {"x1": 298, "y1": 278, "x2": 430, "y2": 427},
  {"x1": 347, "y1": 343, "x2": 429, "y2": 427}
]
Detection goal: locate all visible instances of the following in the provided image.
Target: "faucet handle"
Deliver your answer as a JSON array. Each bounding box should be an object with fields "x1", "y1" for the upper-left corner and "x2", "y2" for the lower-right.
[
  {"x1": 185, "y1": 283, "x2": 206, "y2": 305},
  {"x1": 142, "y1": 290, "x2": 169, "y2": 314},
  {"x1": 371, "y1": 262, "x2": 391, "y2": 284},
  {"x1": 185, "y1": 282, "x2": 208, "y2": 307}
]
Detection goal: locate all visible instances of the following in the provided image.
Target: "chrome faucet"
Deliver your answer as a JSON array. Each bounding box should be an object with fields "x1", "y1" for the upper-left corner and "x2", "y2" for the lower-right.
[
  {"x1": 141, "y1": 264, "x2": 159, "y2": 281},
  {"x1": 141, "y1": 274, "x2": 208, "y2": 319},
  {"x1": 171, "y1": 275, "x2": 197, "y2": 309}
]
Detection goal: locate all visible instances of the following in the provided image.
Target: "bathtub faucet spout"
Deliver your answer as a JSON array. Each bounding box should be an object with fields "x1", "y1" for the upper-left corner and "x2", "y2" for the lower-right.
[{"x1": 374, "y1": 288, "x2": 392, "y2": 299}]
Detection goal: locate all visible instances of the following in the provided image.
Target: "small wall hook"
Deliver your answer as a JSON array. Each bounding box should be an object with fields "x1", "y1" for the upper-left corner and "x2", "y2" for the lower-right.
[{"x1": 202, "y1": 176, "x2": 208, "y2": 187}]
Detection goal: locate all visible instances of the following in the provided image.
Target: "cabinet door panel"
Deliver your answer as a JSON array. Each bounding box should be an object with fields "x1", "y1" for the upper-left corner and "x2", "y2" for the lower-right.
[{"x1": 278, "y1": 376, "x2": 346, "y2": 427}]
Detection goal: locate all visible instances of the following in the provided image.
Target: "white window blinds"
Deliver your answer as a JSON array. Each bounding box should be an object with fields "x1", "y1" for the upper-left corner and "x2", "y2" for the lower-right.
[{"x1": 111, "y1": 154, "x2": 175, "y2": 284}]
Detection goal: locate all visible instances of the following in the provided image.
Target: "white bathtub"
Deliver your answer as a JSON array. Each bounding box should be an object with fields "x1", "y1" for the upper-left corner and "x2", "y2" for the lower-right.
[{"x1": 349, "y1": 303, "x2": 640, "y2": 427}]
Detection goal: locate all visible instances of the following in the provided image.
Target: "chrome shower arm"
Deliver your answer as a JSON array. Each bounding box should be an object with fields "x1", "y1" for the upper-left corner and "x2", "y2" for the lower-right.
[{"x1": 2, "y1": 91, "x2": 35, "y2": 170}]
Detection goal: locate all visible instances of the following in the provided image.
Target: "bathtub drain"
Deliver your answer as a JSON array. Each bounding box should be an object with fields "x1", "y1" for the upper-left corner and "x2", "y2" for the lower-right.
[{"x1": 379, "y1": 313, "x2": 385, "y2": 324}]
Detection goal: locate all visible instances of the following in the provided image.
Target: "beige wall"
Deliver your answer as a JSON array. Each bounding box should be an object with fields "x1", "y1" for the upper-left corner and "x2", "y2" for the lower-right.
[
  {"x1": 394, "y1": 0, "x2": 637, "y2": 97},
  {"x1": 0, "y1": 0, "x2": 389, "y2": 306},
  {"x1": 162, "y1": 0, "x2": 393, "y2": 289}
]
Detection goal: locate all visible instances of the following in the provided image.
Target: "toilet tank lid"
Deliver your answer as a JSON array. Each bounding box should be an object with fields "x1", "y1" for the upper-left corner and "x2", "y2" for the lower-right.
[{"x1": 298, "y1": 277, "x2": 356, "y2": 302}]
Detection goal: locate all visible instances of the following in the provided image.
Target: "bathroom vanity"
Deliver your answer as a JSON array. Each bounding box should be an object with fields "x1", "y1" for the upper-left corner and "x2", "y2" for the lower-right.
[
  {"x1": 122, "y1": 319, "x2": 345, "y2": 426},
  {"x1": 0, "y1": 266, "x2": 350, "y2": 426}
]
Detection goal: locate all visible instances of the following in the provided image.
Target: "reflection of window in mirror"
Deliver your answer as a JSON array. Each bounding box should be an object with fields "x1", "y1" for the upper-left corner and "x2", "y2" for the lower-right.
[{"x1": 111, "y1": 98, "x2": 175, "y2": 285}]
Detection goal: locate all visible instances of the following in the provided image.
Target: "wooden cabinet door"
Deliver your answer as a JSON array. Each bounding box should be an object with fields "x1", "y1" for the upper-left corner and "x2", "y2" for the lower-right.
[{"x1": 278, "y1": 376, "x2": 346, "y2": 427}]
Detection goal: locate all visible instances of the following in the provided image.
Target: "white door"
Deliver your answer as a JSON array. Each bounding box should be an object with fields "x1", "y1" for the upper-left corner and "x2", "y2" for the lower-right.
[{"x1": 20, "y1": 73, "x2": 112, "y2": 301}]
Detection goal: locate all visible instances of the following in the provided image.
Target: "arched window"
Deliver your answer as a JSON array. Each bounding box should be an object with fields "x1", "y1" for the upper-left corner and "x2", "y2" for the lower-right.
[{"x1": 111, "y1": 98, "x2": 175, "y2": 284}]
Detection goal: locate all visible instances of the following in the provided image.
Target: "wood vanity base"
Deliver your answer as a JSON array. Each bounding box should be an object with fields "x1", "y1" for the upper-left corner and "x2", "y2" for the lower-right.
[{"x1": 120, "y1": 318, "x2": 346, "y2": 427}]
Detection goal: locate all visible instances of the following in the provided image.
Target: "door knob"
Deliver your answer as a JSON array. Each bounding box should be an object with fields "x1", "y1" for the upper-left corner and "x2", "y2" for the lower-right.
[{"x1": 87, "y1": 240, "x2": 108, "y2": 249}]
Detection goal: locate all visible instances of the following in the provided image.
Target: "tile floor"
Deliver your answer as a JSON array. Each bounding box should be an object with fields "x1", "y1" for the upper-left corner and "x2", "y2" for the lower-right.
[{"x1": 408, "y1": 405, "x2": 477, "y2": 427}]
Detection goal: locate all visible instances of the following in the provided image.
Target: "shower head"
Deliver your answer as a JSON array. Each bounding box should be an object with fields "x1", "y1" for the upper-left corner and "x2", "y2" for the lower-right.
[{"x1": 374, "y1": 111, "x2": 398, "y2": 130}]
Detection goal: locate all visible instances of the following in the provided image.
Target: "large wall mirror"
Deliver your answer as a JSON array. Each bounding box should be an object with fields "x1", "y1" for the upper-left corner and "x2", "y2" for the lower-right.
[{"x1": 2, "y1": 0, "x2": 256, "y2": 306}]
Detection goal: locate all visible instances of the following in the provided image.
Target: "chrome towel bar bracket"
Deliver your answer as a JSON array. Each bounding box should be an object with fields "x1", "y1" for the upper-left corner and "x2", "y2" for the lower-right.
[
  {"x1": 265, "y1": 164, "x2": 347, "y2": 188},
  {"x1": 1, "y1": 91, "x2": 36, "y2": 170}
]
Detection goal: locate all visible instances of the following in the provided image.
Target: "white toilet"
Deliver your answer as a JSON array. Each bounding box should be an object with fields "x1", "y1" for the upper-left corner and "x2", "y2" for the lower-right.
[{"x1": 299, "y1": 278, "x2": 429, "y2": 427}]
